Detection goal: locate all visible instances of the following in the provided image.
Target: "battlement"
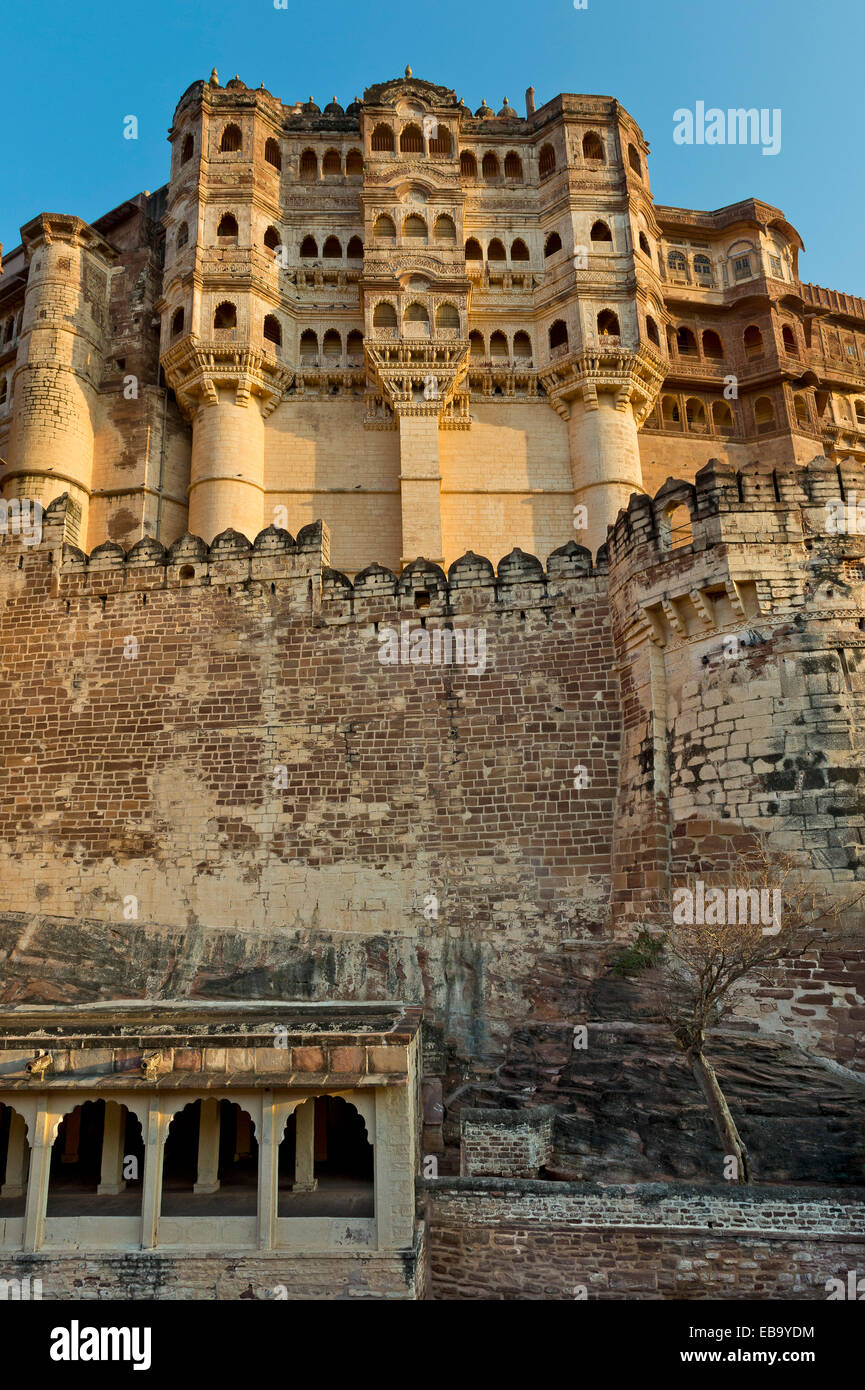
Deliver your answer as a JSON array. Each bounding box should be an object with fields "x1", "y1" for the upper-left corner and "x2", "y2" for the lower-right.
[
  {"x1": 606, "y1": 455, "x2": 865, "y2": 569},
  {"x1": 23, "y1": 493, "x2": 605, "y2": 618}
]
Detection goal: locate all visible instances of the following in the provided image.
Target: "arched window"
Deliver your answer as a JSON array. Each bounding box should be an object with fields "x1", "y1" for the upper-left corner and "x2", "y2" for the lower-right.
[
  {"x1": 371, "y1": 123, "x2": 395, "y2": 152},
  {"x1": 299, "y1": 149, "x2": 318, "y2": 180},
  {"x1": 465, "y1": 237, "x2": 482, "y2": 260},
  {"x1": 713, "y1": 400, "x2": 735, "y2": 434},
  {"x1": 539, "y1": 143, "x2": 556, "y2": 178},
  {"x1": 793, "y1": 394, "x2": 809, "y2": 427},
  {"x1": 513, "y1": 330, "x2": 532, "y2": 360},
  {"x1": 662, "y1": 395, "x2": 681, "y2": 425},
  {"x1": 855, "y1": 400, "x2": 865, "y2": 424},
  {"x1": 744, "y1": 324, "x2": 764, "y2": 358},
  {"x1": 488, "y1": 237, "x2": 506, "y2": 261},
  {"x1": 323, "y1": 148, "x2": 341, "y2": 175},
  {"x1": 668, "y1": 249, "x2": 687, "y2": 274},
  {"x1": 323, "y1": 328, "x2": 341, "y2": 358},
  {"x1": 662, "y1": 504, "x2": 693, "y2": 551},
  {"x1": 676, "y1": 326, "x2": 697, "y2": 355},
  {"x1": 628, "y1": 143, "x2": 642, "y2": 175},
  {"x1": 482, "y1": 152, "x2": 500, "y2": 179},
  {"x1": 434, "y1": 214, "x2": 457, "y2": 243},
  {"x1": 400, "y1": 123, "x2": 424, "y2": 153},
  {"x1": 323, "y1": 235, "x2": 342, "y2": 258},
  {"x1": 639, "y1": 231, "x2": 651, "y2": 257},
  {"x1": 263, "y1": 314, "x2": 282, "y2": 347},
  {"x1": 404, "y1": 302, "x2": 430, "y2": 334},
  {"x1": 217, "y1": 212, "x2": 238, "y2": 241},
  {"x1": 754, "y1": 396, "x2": 776, "y2": 432},
  {"x1": 436, "y1": 302, "x2": 460, "y2": 331},
  {"x1": 582, "y1": 131, "x2": 604, "y2": 161},
  {"x1": 702, "y1": 329, "x2": 723, "y2": 359},
  {"x1": 373, "y1": 301, "x2": 397, "y2": 328},
  {"x1": 460, "y1": 150, "x2": 477, "y2": 179},
  {"x1": 299, "y1": 329, "x2": 318, "y2": 363},
  {"x1": 300, "y1": 235, "x2": 318, "y2": 258},
  {"x1": 264, "y1": 138, "x2": 282, "y2": 170},
  {"x1": 590, "y1": 220, "x2": 612, "y2": 243},
  {"x1": 171, "y1": 307, "x2": 185, "y2": 337},
  {"x1": 549, "y1": 319, "x2": 568, "y2": 352},
  {"x1": 346, "y1": 149, "x2": 363, "y2": 176},
  {"x1": 0, "y1": 1102, "x2": 30, "y2": 1211},
  {"x1": 470, "y1": 331, "x2": 485, "y2": 359},
  {"x1": 694, "y1": 254, "x2": 713, "y2": 283},
  {"x1": 646, "y1": 315, "x2": 660, "y2": 347},
  {"x1": 278, "y1": 1097, "x2": 373, "y2": 1219},
  {"x1": 220, "y1": 123, "x2": 242, "y2": 153},
  {"x1": 597, "y1": 309, "x2": 620, "y2": 337},
  {"x1": 544, "y1": 231, "x2": 562, "y2": 257},
  {"x1": 176, "y1": 222, "x2": 189, "y2": 250},
  {"x1": 685, "y1": 397, "x2": 707, "y2": 431},
  {"x1": 46, "y1": 1101, "x2": 144, "y2": 1219},
  {"x1": 374, "y1": 213, "x2": 396, "y2": 239},
  {"x1": 181, "y1": 134, "x2": 194, "y2": 164},
  {"x1": 429, "y1": 126, "x2": 452, "y2": 156},
  {"x1": 504, "y1": 151, "x2": 523, "y2": 180},
  {"x1": 403, "y1": 214, "x2": 427, "y2": 241},
  {"x1": 263, "y1": 225, "x2": 280, "y2": 251},
  {"x1": 511, "y1": 238, "x2": 529, "y2": 261},
  {"x1": 347, "y1": 329, "x2": 364, "y2": 361},
  {"x1": 490, "y1": 330, "x2": 508, "y2": 359},
  {"x1": 347, "y1": 235, "x2": 364, "y2": 258},
  {"x1": 161, "y1": 1100, "x2": 257, "y2": 1217},
  {"x1": 782, "y1": 324, "x2": 798, "y2": 355},
  {"x1": 213, "y1": 301, "x2": 237, "y2": 331}
]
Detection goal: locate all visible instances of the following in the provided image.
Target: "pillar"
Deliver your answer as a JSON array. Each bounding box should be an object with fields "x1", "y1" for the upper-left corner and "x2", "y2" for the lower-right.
[
  {"x1": 140, "y1": 1099, "x2": 168, "y2": 1250},
  {"x1": 97, "y1": 1104, "x2": 127, "y2": 1196},
  {"x1": 293, "y1": 1099, "x2": 317, "y2": 1192},
  {"x1": 567, "y1": 392, "x2": 645, "y2": 556},
  {"x1": 187, "y1": 397, "x2": 265, "y2": 543},
  {"x1": 398, "y1": 414, "x2": 444, "y2": 566},
  {"x1": 22, "y1": 1103, "x2": 52, "y2": 1252},
  {"x1": 257, "y1": 1094, "x2": 278, "y2": 1250},
  {"x1": 194, "y1": 1098, "x2": 221, "y2": 1194},
  {"x1": 1, "y1": 1112, "x2": 29, "y2": 1199}
]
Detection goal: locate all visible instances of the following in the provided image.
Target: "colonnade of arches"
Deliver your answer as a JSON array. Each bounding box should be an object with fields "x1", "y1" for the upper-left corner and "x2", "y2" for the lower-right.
[{"x1": 0, "y1": 1094, "x2": 374, "y2": 1246}]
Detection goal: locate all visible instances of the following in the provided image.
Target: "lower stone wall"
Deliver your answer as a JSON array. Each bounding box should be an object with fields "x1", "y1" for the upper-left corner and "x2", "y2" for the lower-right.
[
  {"x1": 425, "y1": 1180, "x2": 865, "y2": 1300},
  {"x1": 2, "y1": 1235, "x2": 425, "y2": 1301}
]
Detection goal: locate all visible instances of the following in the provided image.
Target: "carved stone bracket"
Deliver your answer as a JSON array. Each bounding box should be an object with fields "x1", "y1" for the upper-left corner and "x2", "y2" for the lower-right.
[
  {"x1": 539, "y1": 343, "x2": 666, "y2": 425},
  {"x1": 161, "y1": 335, "x2": 294, "y2": 419}
]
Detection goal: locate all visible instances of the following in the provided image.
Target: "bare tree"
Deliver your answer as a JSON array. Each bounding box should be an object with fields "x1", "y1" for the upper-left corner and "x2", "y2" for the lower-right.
[{"x1": 612, "y1": 847, "x2": 864, "y2": 1183}]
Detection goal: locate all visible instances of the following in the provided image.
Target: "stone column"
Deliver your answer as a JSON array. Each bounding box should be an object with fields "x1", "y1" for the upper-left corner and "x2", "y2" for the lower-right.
[
  {"x1": 140, "y1": 1099, "x2": 168, "y2": 1250},
  {"x1": 194, "y1": 1098, "x2": 221, "y2": 1194},
  {"x1": 1, "y1": 1112, "x2": 30, "y2": 1199},
  {"x1": 188, "y1": 397, "x2": 266, "y2": 544},
  {"x1": 398, "y1": 413, "x2": 444, "y2": 566},
  {"x1": 257, "y1": 1093, "x2": 278, "y2": 1250},
  {"x1": 22, "y1": 1103, "x2": 52, "y2": 1252},
  {"x1": 293, "y1": 1099, "x2": 317, "y2": 1192},
  {"x1": 97, "y1": 1104, "x2": 127, "y2": 1196}
]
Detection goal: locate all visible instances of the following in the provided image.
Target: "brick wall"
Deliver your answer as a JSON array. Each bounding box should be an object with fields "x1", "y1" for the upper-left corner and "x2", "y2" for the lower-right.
[
  {"x1": 425, "y1": 1179, "x2": 865, "y2": 1299},
  {"x1": 460, "y1": 1106, "x2": 555, "y2": 1177}
]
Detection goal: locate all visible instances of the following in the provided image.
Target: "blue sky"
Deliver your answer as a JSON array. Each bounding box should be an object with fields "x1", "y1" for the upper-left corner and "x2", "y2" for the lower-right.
[{"x1": 3, "y1": 0, "x2": 863, "y2": 295}]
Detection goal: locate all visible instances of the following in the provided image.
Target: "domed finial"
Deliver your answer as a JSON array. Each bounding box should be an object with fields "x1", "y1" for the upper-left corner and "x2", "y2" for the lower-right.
[
  {"x1": 309, "y1": 95, "x2": 313, "y2": 102},
  {"x1": 209, "y1": 67, "x2": 219, "y2": 86},
  {"x1": 503, "y1": 96, "x2": 509, "y2": 104},
  {"x1": 234, "y1": 74, "x2": 240, "y2": 82},
  {"x1": 333, "y1": 95, "x2": 337, "y2": 102},
  {"x1": 405, "y1": 64, "x2": 412, "y2": 78}
]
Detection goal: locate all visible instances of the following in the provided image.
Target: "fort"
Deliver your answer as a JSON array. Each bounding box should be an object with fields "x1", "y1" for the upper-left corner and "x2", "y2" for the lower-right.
[{"x1": 0, "y1": 68, "x2": 864, "y2": 1300}]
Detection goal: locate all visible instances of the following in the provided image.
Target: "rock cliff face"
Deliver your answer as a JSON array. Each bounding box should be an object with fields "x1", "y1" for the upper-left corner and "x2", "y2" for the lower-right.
[{"x1": 1, "y1": 459, "x2": 864, "y2": 1185}]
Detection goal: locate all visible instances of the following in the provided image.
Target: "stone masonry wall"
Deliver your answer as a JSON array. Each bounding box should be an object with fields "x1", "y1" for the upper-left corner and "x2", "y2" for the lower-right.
[
  {"x1": 0, "y1": 497, "x2": 618, "y2": 1064},
  {"x1": 425, "y1": 1179, "x2": 865, "y2": 1300},
  {"x1": 460, "y1": 1106, "x2": 555, "y2": 1178}
]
